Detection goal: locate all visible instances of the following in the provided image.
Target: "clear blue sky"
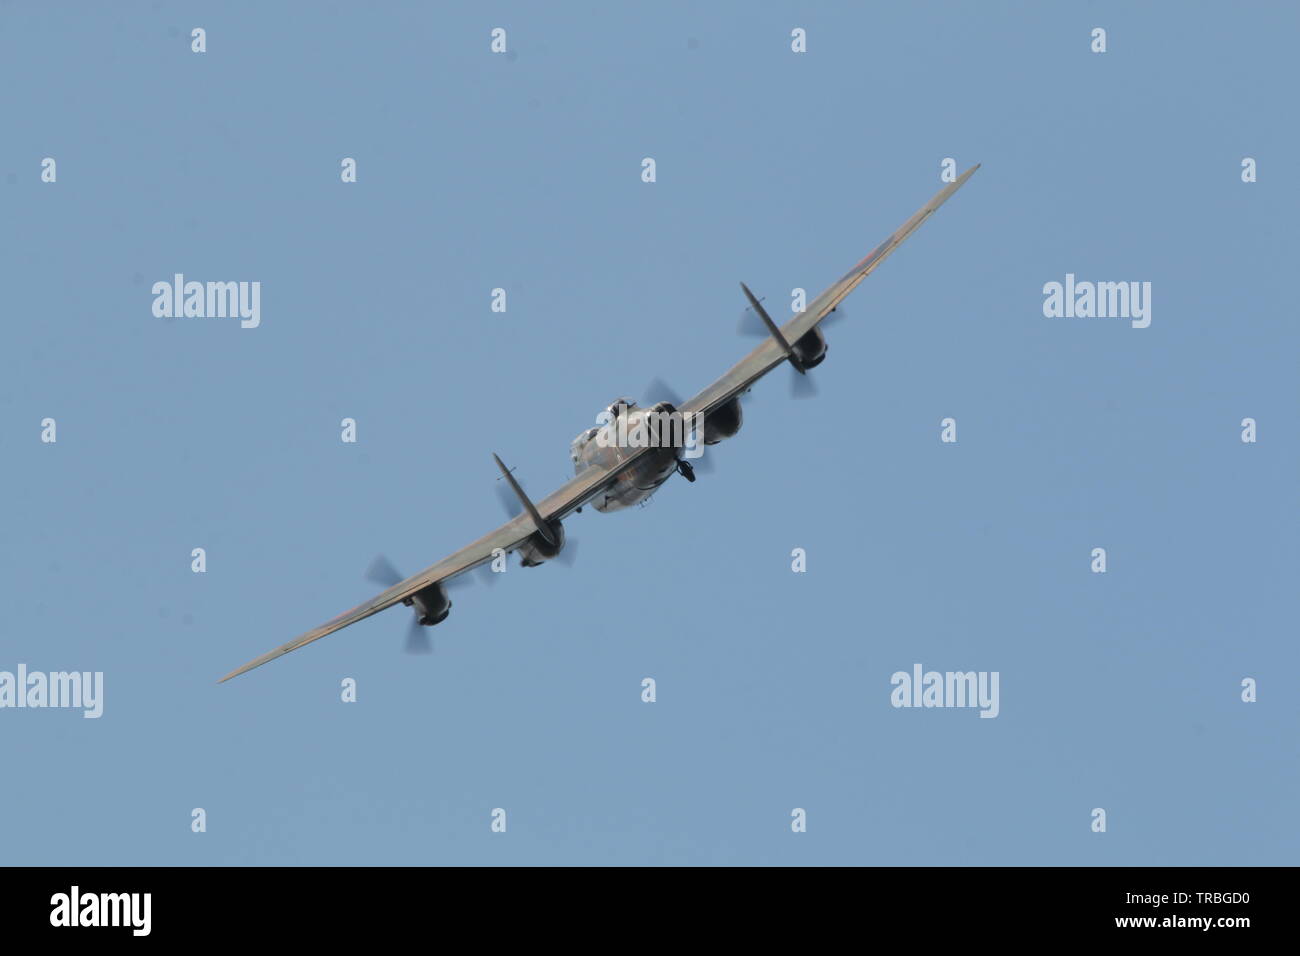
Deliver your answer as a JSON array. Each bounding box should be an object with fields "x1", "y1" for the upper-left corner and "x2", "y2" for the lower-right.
[{"x1": 2, "y1": 1, "x2": 1296, "y2": 865}]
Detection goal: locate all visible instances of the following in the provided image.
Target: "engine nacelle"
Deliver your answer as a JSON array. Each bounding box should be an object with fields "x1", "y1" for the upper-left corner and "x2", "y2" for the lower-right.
[
  {"x1": 703, "y1": 396, "x2": 743, "y2": 445},
  {"x1": 792, "y1": 327, "x2": 828, "y2": 369},
  {"x1": 518, "y1": 519, "x2": 566, "y2": 567},
  {"x1": 406, "y1": 582, "x2": 451, "y2": 626}
]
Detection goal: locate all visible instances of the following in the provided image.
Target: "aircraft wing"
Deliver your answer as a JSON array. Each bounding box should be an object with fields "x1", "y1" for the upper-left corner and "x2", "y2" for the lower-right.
[
  {"x1": 679, "y1": 164, "x2": 980, "y2": 420},
  {"x1": 217, "y1": 449, "x2": 654, "y2": 682}
]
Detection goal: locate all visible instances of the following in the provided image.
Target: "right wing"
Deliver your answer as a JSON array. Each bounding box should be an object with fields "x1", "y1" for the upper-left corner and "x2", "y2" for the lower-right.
[
  {"x1": 679, "y1": 164, "x2": 980, "y2": 420},
  {"x1": 218, "y1": 447, "x2": 656, "y2": 682}
]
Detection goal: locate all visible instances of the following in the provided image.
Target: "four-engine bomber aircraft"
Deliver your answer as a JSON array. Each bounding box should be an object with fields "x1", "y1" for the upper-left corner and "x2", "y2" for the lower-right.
[{"x1": 219, "y1": 165, "x2": 980, "y2": 682}]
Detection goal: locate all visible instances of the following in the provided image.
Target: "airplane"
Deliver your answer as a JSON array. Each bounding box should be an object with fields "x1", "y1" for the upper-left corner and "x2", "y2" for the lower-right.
[{"x1": 218, "y1": 164, "x2": 980, "y2": 682}]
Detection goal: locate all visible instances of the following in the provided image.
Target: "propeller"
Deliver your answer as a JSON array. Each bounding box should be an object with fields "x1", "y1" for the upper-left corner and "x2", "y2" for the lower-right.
[
  {"x1": 365, "y1": 555, "x2": 434, "y2": 654},
  {"x1": 554, "y1": 537, "x2": 579, "y2": 567},
  {"x1": 365, "y1": 555, "x2": 404, "y2": 589},
  {"x1": 739, "y1": 282, "x2": 828, "y2": 401},
  {"x1": 789, "y1": 366, "x2": 818, "y2": 399},
  {"x1": 738, "y1": 297, "x2": 769, "y2": 337},
  {"x1": 405, "y1": 616, "x2": 432, "y2": 654},
  {"x1": 645, "y1": 376, "x2": 684, "y2": 407},
  {"x1": 742, "y1": 298, "x2": 848, "y2": 335},
  {"x1": 495, "y1": 482, "x2": 522, "y2": 520},
  {"x1": 493, "y1": 458, "x2": 578, "y2": 565}
]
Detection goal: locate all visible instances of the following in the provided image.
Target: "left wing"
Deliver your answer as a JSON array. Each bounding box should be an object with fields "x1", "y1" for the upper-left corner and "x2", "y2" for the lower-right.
[
  {"x1": 217, "y1": 447, "x2": 655, "y2": 682},
  {"x1": 679, "y1": 164, "x2": 979, "y2": 420}
]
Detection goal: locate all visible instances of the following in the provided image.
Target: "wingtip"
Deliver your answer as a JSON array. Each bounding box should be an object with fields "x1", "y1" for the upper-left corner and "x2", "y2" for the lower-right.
[{"x1": 217, "y1": 657, "x2": 264, "y2": 684}]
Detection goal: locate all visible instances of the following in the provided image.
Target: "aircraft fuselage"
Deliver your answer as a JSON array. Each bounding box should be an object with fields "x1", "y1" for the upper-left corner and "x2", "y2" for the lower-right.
[{"x1": 570, "y1": 400, "x2": 681, "y2": 512}]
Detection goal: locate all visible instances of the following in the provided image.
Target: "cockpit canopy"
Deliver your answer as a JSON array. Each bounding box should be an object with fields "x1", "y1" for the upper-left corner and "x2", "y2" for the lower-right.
[{"x1": 605, "y1": 397, "x2": 636, "y2": 417}]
